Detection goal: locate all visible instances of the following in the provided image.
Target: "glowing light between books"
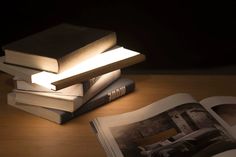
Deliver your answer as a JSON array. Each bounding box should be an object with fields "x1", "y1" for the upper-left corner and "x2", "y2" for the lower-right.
[{"x1": 31, "y1": 47, "x2": 140, "y2": 90}]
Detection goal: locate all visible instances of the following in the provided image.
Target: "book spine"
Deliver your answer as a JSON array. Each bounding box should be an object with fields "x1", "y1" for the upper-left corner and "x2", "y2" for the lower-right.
[
  {"x1": 60, "y1": 81, "x2": 135, "y2": 124},
  {"x1": 107, "y1": 86, "x2": 127, "y2": 102},
  {"x1": 82, "y1": 76, "x2": 101, "y2": 94}
]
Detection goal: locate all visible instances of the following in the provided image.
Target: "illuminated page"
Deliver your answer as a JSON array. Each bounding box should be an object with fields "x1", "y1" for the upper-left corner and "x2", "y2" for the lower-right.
[{"x1": 200, "y1": 96, "x2": 236, "y2": 138}]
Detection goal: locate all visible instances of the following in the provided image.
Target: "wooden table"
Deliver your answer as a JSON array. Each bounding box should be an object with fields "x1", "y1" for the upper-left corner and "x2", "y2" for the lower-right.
[{"x1": 1, "y1": 71, "x2": 236, "y2": 157}]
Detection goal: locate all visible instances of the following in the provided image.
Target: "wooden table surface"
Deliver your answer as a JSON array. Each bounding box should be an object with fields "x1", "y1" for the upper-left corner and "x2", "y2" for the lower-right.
[{"x1": 1, "y1": 71, "x2": 236, "y2": 157}]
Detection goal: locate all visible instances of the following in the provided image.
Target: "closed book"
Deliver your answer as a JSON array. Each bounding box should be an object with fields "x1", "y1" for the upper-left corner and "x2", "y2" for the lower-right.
[
  {"x1": 3, "y1": 23, "x2": 117, "y2": 73},
  {"x1": 0, "y1": 46, "x2": 145, "y2": 91},
  {"x1": 0, "y1": 56, "x2": 38, "y2": 83},
  {"x1": 7, "y1": 78, "x2": 135, "y2": 124},
  {"x1": 0, "y1": 56, "x2": 99, "y2": 96},
  {"x1": 13, "y1": 76, "x2": 100, "y2": 96},
  {"x1": 13, "y1": 70, "x2": 120, "y2": 112}
]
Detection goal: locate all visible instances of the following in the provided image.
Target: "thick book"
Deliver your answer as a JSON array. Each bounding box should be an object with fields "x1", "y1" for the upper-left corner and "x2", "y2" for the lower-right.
[
  {"x1": 13, "y1": 70, "x2": 120, "y2": 112},
  {"x1": 0, "y1": 57, "x2": 99, "y2": 96},
  {"x1": 13, "y1": 76, "x2": 99, "y2": 96},
  {"x1": 0, "y1": 46, "x2": 145, "y2": 90},
  {"x1": 7, "y1": 78, "x2": 135, "y2": 124},
  {"x1": 3, "y1": 23, "x2": 117, "y2": 73},
  {"x1": 91, "y1": 93, "x2": 236, "y2": 157}
]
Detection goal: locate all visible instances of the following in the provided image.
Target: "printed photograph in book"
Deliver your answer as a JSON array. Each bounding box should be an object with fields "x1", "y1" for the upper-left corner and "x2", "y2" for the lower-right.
[
  {"x1": 212, "y1": 104, "x2": 236, "y2": 127},
  {"x1": 109, "y1": 103, "x2": 236, "y2": 157}
]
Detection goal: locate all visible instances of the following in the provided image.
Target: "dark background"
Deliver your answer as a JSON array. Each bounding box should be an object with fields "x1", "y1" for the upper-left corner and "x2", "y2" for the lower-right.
[{"x1": 0, "y1": 0, "x2": 235, "y2": 72}]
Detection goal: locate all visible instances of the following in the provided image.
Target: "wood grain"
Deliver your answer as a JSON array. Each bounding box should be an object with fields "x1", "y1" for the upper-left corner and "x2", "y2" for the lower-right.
[{"x1": 1, "y1": 71, "x2": 236, "y2": 157}]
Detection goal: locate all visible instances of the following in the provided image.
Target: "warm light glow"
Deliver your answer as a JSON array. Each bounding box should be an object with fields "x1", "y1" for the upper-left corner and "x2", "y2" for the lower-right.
[
  {"x1": 31, "y1": 47, "x2": 140, "y2": 90},
  {"x1": 31, "y1": 71, "x2": 58, "y2": 90}
]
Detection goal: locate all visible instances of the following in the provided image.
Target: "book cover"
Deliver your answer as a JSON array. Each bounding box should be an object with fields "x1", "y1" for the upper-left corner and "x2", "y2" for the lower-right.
[
  {"x1": 3, "y1": 23, "x2": 117, "y2": 73},
  {"x1": 7, "y1": 78, "x2": 135, "y2": 124},
  {"x1": 36, "y1": 47, "x2": 145, "y2": 90}
]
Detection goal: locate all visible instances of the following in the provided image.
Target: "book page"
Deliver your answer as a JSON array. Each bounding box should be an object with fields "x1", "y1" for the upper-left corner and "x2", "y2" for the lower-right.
[
  {"x1": 212, "y1": 149, "x2": 236, "y2": 157},
  {"x1": 93, "y1": 93, "x2": 236, "y2": 157},
  {"x1": 200, "y1": 96, "x2": 236, "y2": 138}
]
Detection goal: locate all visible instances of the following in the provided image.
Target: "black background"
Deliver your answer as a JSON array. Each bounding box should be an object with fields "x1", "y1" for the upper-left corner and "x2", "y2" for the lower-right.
[{"x1": 0, "y1": 0, "x2": 235, "y2": 71}]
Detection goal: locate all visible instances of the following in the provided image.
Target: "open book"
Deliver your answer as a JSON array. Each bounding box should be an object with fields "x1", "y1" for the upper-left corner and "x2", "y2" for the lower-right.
[{"x1": 91, "y1": 93, "x2": 236, "y2": 157}]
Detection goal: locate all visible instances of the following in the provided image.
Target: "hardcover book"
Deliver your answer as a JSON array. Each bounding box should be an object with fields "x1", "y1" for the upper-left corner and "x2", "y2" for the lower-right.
[
  {"x1": 7, "y1": 78, "x2": 135, "y2": 124},
  {"x1": 3, "y1": 23, "x2": 117, "y2": 73},
  {"x1": 13, "y1": 70, "x2": 120, "y2": 112},
  {"x1": 91, "y1": 93, "x2": 236, "y2": 157}
]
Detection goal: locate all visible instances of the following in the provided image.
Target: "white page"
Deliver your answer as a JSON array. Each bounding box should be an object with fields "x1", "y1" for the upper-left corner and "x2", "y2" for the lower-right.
[{"x1": 200, "y1": 96, "x2": 236, "y2": 138}]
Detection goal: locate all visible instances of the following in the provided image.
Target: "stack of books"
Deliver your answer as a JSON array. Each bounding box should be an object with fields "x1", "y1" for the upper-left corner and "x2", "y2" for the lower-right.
[{"x1": 0, "y1": 23, "x2": 145, "y2": 124}]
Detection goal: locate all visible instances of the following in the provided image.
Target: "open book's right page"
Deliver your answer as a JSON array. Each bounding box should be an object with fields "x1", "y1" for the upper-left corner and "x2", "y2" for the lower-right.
[
  {"x1": 200, "y1": 96, "x2": 236, "y2": 157},
  {"x1": 200, "y1": 96, "x2": 236, "y2": 138}
]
